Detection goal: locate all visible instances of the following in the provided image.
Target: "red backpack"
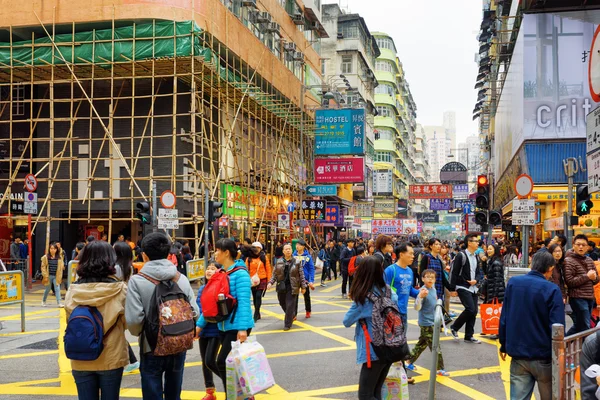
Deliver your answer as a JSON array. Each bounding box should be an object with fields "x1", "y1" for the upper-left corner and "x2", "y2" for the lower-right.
[
  {"x1": 167, "y1": 253, "x2": 178, "y2": 265},
  {"x1": 348, "y1": 256, "x2": 358, "y2": 276},
  {"x1": 200, "y1": 267, "x2": 245, "y2": 323}
]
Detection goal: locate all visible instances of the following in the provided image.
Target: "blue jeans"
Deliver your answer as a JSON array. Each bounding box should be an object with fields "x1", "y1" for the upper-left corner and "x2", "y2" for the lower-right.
[
  {"x1": 72, "y1": 368, "x2": 123, "y2": 400},
  {"x1": 509, "y1": 359, "x2": 552, "y2": 400},
  {"x1": 42, "y1": 276, "x2": 61, "y2": 304},
  {"x1": 400, "y1": 313, "x2": 408, "y2": 335},
  {"x1": 566, "y1": 298, "x2": 594, "y2": 336},
  {"x1": 140, "y1": 352, "x2": 186, "y2": 400}
]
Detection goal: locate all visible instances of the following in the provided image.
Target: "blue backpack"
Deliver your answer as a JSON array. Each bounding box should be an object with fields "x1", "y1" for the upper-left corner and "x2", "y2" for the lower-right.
[{"x1": 64, "y1": 305, "x2": 117, "y2": 361}]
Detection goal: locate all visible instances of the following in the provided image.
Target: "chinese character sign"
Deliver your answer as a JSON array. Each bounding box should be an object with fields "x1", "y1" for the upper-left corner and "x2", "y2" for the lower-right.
[
  {"x1": 409, "y1": 184, "x2": 453, "y2": 199},
  {"x1": 371, "y1": 219, "x2": 404, "y2": 235},
  {"x1": 315, "y1": 109, "x2": 365, "y2": 155},
  {"x1": 314, "y1": 158, "x2": 365, "y2": 183},
  {"x1": 403, "y1": 219, "x2": 418, "y2": 234},
  {"x1": 0, "y1": 273, "x2": 22, "y2": 303},
  {"x1": 301, "y1": 200, "x2": 326, "y2": 220},
  {"x1": 430, "y1": 199, "x2": 451, "y2": 211},
  {"x1": 452, "y1": 184, "x2": 470, "y2": 199},
  {"x1": 325, "y1": 205, "x2": 340, "y2": 224}
]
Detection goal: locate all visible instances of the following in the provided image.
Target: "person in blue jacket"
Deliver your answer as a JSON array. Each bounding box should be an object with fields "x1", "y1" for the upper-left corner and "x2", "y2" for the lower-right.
[
  {"x1": 196, "y1": 238, "x2": 254, "y2": 395},
  {"x1": 344, "y1": 256, "x2": 399, "y2": 400},
  {"x1": 499, "y1": 251, "x2": 565, "y2": 400},
  {"x1": 293, "y1": 239, "x2": 315, "y2": 319},
  {"x1": 195, "y1": 260, "x2": 221, "y2": 400}
]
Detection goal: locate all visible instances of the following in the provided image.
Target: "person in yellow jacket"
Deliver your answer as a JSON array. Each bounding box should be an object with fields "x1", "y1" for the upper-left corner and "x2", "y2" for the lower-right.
[
  {"x1": 64, "y1": 240, "x2": 128, "y2": 399},
  {"x1": 246, "y1": 241, "x2": 272, "y2": 322},
  {"x1": 41, "y1": 243, "x2": 65, "y2": 307}
]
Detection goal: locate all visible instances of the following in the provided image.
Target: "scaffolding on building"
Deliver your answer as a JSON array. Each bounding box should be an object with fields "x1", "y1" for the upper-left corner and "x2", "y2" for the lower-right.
[{"x1": 0, "y1": 12, "x2": 317, "y2": 258}]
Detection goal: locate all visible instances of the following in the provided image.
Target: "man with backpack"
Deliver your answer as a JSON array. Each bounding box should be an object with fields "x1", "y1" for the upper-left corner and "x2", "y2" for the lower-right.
[
  {"x1": 410, "y1": 238, "x2": 423, "y2": 288},
  {"x1": 125, "y1": 232, "x2": 199, "y2": 400},
  {"x1": 340, "y1": 239, "x2": 356, "y2": 299}
]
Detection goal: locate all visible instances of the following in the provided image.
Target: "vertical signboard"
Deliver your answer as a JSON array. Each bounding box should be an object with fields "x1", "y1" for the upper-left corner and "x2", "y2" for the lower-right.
[{"x1": 315, "y1": 109, "x2": 366, "y2": 155}]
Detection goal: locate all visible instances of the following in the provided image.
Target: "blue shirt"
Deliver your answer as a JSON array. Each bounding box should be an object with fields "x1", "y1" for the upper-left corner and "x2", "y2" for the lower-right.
[
  {"x1": 417, "y1": 286, "x2": 437, "y2": 327},
  {"x1": 293, "y1": 250, "x2": 315, "y2": 283},
  {"x1": 384, "y1": 263, "x2": 419, "y2": 315}
]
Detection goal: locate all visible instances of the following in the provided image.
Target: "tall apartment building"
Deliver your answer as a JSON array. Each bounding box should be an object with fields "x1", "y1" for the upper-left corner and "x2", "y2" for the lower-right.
[
  {"x1": 371, "y1": 32, "x2": 418, "y2": 217},
  {"x1": 320, "y1": 3, "x2": 379, "y2": 202},
  {"x1": 0, "y1": 0, "x2": 328, "y2": 262},
  {"x1": 457, "y1": 135, "x2": 481, "y2": 181},
  {"x1": 424, "y1": 126, "x2": 452, "y2": 182},
  {"x1": 443, "y1": 110, "x2": 457, "y2": 151}
]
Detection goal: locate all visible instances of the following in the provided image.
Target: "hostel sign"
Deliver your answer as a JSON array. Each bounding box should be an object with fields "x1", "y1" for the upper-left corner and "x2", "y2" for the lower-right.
[{"x1": 315, "y1": 109, "x2": 365, "y2": 155}]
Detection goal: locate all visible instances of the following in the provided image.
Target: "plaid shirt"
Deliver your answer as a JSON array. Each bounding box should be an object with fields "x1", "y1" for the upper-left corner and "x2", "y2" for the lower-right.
[{"x1": 424, "y1": 254, "x2": 444, "y2": 300}]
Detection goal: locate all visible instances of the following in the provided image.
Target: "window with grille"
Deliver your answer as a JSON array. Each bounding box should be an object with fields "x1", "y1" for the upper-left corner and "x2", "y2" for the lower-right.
[{"x1": 341, "y1": 55, "x2": 353, "y2": 74}]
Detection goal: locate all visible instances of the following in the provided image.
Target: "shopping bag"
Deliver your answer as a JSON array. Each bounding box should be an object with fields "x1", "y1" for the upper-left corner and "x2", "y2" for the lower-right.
[
  {"x1": 232, "y1": 336, "x2": 275, "y2": 396},
  {"x1": 226, "y1": 350, "x2": 247, "y2": 400},
  {"x1": 480, "y1": 298, "x2": 502, "y2": 335},
  {"x1": 381, "y1": 362, "x2": 409, "y2": 400}
]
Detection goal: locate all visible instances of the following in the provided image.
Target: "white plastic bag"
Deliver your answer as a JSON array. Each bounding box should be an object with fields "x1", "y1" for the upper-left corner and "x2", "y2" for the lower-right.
[
  {"x1": 250, "y1": 272, "x2": 260, "y2": 287},
  {"x1": 381, "y1": 362, "x2": 409, "y2": 400},
  {"x1": 226, "y1": 351, "x2": 247, "y2": 400},
  {"x1": 231, "y1": 336, "x2": 275, "y2": 396}
]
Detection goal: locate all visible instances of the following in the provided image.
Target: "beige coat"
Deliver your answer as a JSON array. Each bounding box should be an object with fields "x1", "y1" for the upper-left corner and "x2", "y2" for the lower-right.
[
  {"x1": 41, "y1": 255, "x2": 65, "y2": 286},
  {"x1": 64, "y1": 279, "x2": 129, "y2": 371}
]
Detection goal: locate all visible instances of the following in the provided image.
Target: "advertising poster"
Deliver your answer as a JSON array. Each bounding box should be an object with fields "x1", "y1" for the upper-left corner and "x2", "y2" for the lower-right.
[{"x1": 315, "y1": 109, "x2": 366, "y2": 155}]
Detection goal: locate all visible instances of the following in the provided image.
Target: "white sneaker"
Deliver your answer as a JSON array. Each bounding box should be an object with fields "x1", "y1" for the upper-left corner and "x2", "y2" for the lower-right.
[
  {"x1": 58, "y1": 303, "x2": 64, "y2": 308},
  {"x1": 41, "y1": 301, "x2": 46, "y2": 307},
  {"x1": 124, "y1": 361, "x2": 140, "y2": 373}
]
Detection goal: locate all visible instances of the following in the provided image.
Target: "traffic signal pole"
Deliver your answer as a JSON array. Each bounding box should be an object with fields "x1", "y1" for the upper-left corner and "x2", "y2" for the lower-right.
[
  {"x1": 564, "y1": 158, "x2": 578, "y2": 251},
  {"x1": 152, "y1": 179, "x2": 158, "y2": 233},
  {"x1": 204, "y1": 187, "x2": 210, "y2": 269},
  {"x1": 488, "y1": 173, "x2": 494, "y2": 244}
]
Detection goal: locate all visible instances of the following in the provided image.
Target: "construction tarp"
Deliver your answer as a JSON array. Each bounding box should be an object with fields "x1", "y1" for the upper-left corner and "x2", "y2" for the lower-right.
[{"x1": 0, "y1": 20, "x2": 212, "y2": 67}]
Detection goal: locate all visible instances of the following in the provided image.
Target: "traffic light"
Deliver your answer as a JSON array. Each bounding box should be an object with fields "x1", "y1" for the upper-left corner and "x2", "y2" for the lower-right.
[
  {"x1": 136, "y1": 201, "x2": 151, "y2": 225},
  {"x1": 476, "y1": 175, "x2": 490, "y2": 209},
  {"x1": 475, "y1": 211, "x2": 487, "y2": 226},
  {"x1": 576, "y1": 185, "x2": 594, "y2": 216},
  {"x1": 208, "y1": 200, "x2": 223, "y2": 224},
  {"x1": 489, "y1": 211, "x2": 502, "y2": 226}
]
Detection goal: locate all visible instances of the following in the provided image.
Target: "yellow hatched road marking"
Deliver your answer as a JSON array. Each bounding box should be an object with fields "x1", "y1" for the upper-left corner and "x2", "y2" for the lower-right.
[
  {"x1": 411, "y1": 363, "x2": 497, "y2": 400},
  {"x1": 320, "y1": 283, "x2": 342, "y2": 293},
  {"x1": 0, "y1": 329, "x2": 58, "y2": 337},
  {"x1": 3, "y1": 309, "x2": 57, "y2": 321},
  {"x1": 0, "y1": 350, "x2": 59, "y2": 360}
]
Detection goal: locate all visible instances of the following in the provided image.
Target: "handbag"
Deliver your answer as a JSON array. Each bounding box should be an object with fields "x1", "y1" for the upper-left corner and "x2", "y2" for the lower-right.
[{"x1": 480, "y1": 297, "x2": 502, "y2": 335}]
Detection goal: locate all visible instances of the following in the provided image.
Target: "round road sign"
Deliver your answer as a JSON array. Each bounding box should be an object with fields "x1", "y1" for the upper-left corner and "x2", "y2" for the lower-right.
[
  {"x1": 514, "y1": 174, "x2": 534, "y2": 199},
  {"x1": 590, "y1": 25, "x2": 600, "y2": 102},
  {"x1": 160, "y1": 190, "x2": 176, "y2": 209},
  {"x1": 24, "y1": 174, "x2": 37, "y2": 192}
]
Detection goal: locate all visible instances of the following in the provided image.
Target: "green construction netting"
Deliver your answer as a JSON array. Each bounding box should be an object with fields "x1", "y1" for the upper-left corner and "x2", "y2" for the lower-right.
[
  {"x1": 0, "y1": 20, "x2": 299, "y2": 125},
  {"x1": 0, "y1": 20, "x2": 212, "y2": 66}
]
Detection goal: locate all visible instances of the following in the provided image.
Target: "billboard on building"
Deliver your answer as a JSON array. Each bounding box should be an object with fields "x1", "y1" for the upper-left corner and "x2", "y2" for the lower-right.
[
  {"x1": 315, "y1": 109, "x2": 365, "y2": 155},
  {"x1": 314, "y1": 157, "x2": 365, "y2": 183},
  {"x1": 374, "y1": 170, "x2": 393, "y2": 196},
  {"x1": 494, "y1": 12, "x2": 600, "y2": 180}
]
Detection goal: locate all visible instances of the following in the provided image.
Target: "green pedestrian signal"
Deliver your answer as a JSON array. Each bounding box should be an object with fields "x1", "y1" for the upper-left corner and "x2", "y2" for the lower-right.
[{"x1": 576, "y1": 185, "x2": 594, "y2": 216}]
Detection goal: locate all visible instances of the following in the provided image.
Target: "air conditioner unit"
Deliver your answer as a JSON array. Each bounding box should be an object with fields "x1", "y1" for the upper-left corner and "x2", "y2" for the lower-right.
[
  {"x1": 248, "y1": 9, "x2": 260, "y2": 23},
  {"x1": 283, "y1": 42, "x2": 297, "y2": 52},
  {"x1": 337, "y1": 32, "x2": 344, "y2": 39},
  {"x1": 292, "y1": 51, "x2": 305, "y2": 62},
  {"x1": 266, "y1": 22, "x2": 280, "y2": 34},
  {"x1": 257, "y1": 12, "x2": 271, "y2": 23},
  {"x1": 241, "y1": 0, "x2": 257, "y2": 7},
  {"x1": 291, "y1": 13, "x2": 304, "y2": 25}
]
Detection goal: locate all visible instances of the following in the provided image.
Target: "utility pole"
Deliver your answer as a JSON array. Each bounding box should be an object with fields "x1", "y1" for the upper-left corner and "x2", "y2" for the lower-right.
[{"x1": 563, "y1": 158, "x2": 578, "y2": 250}]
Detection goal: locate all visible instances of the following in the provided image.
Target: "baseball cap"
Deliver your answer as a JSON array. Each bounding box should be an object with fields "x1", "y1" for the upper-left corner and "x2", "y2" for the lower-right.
[{"x1": 251, "y1": 242, "x2": 263, "y2": 249}]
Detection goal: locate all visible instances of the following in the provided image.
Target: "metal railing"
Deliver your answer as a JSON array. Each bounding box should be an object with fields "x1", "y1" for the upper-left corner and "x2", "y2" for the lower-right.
[
  {"x1": 552, "y1": 323, "x2": 600, "y2": 399},
  {"x1": 0, "y1": 258, "x2": 27, "y2": 274},
  {"x1": 428, "y1": 299, "x2": 444, "y2": 400}
]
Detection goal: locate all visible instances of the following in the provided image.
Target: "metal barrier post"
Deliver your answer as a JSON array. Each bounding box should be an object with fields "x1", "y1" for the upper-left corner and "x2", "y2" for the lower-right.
[
  {"x1": 0, "y1": 270, "x2": 26, "y2": 332},
  {"x1": 552, "y1": 323, "x2": 566, "y2": 400},
  {"x1": 428, "y1": 299, "x2": 444, "y2": 400}
]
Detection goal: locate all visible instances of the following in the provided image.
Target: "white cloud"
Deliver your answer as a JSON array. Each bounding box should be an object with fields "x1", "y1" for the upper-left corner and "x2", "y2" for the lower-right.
[{"x1": 323, "y1": 0, "x2": 482, "y2": 142}]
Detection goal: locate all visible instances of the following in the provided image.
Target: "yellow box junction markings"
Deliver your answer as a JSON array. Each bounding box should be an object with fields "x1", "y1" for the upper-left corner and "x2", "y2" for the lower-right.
[{"x1": 0, "y1": 289, "x2": 510, "y2": 399}]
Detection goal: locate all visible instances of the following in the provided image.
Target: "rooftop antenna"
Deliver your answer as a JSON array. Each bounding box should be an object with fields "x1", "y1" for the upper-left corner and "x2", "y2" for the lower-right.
[{"x1": 339, "y1": 0, "x2": 349, "y2": 13}]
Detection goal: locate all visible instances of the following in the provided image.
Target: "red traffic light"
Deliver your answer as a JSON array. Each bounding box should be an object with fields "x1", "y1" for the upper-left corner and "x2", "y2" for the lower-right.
[{"x1": 478, "y1": 175, "x2": 488, "y2": 186}]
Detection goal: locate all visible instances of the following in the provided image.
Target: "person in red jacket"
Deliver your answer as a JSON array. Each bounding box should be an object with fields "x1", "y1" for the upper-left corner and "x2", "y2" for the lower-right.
[{"x1": 564, "y1": 234, "x2": 600, "y2": 335}]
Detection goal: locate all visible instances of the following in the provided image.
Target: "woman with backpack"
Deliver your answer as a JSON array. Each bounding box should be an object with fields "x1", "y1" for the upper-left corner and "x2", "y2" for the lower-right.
[
  {"x1": 41, "y1": 243, "x2": 65, "y2": 307},
  {"x1": 113, "y1": 241, "x2": 139, "y2": 373},
  {"x1": 196, "y1": 238, "x2": 254, "y2": 393},
  {"x1": 246, "y1": 241, "x2": 272, "y2": 322},
  {"x1": 64, "y1": 240, "x2": 128, "y2": 399},
  {"x1": 373, "y1": 235, "x2": 394, "y2": 269},
  {"x1": 267, "y1": 243, "x2": 307, "y2": 331},
  {"x1": 343, "y1": 256, "x2": 399, "y2": 400}
]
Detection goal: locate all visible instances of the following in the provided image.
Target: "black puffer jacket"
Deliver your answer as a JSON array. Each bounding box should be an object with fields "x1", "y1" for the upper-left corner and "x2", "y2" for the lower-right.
[{"x1": 484, "y1": 258, "x2": 505, "y2": 303}]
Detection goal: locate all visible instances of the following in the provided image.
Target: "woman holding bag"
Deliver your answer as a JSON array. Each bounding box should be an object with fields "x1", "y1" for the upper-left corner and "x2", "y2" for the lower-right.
[
  {"x1": 267, "y1": 244, "x2": 307, "y2": 331},
  {"x1": 484, "y1": 244, "x2": 505, "y2": 304},
  {"x1": 343, "y1": 256, "x2": 399, "y2": 400},
  {"x1": 246, "y1": 242, "x2": 271, "y2": 322}
]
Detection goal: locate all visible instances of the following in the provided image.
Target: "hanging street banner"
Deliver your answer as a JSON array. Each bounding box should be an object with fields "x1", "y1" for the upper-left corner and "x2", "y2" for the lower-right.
[
  {"x1": 306, "y1": 185, "x2": 337, "y2": 196},
  {"x1": 409, "y1": 184, "x2": 453, "y2": 199},
  {"x1": 325, "y1": 204, "x2": 340, "y2": 225},
  {"x1": 452, "y1": 184, "x2": 470, "y2": 199},
  {"x1": 440, "y1": 162, "x2": 468, "y2": 184},
  {"x1": 371, "y1": 219, "x2": 404, "y2": 235},
  {"x1": 314, "y1": 157, "x2": 365, "y2": 183},
  {"x1": 430, "y1": 198, "x2": 451, "y2": 211},
  {"x1": 301, "y1": 200, "x2": 326, "y2": 220},
  {"x1": 315, "y1": 108, "x2": 365, "y2": 155},
  {"x1": 416, "y1": 212, "x2": 439, "y2": 223}
]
